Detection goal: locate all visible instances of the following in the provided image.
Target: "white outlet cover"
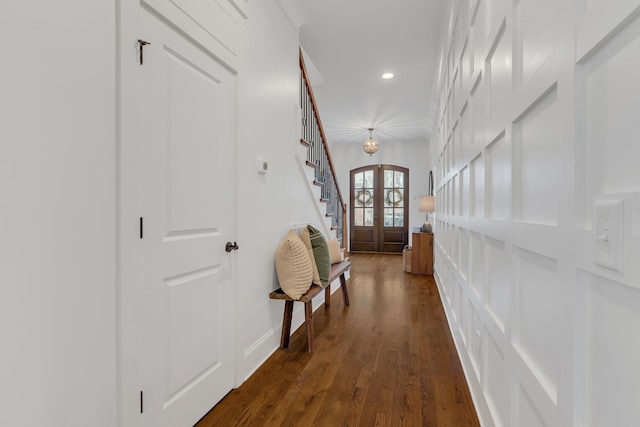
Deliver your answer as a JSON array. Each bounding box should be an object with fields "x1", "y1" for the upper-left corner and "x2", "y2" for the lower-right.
[{"x1": 594, "y1": 200, "x2": 624, "y2": 272}]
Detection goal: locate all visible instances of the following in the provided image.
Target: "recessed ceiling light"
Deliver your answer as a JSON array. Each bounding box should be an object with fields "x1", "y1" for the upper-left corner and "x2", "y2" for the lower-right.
[{"x1": 381, "y1": 73, "x2": 394, "y2": 79}]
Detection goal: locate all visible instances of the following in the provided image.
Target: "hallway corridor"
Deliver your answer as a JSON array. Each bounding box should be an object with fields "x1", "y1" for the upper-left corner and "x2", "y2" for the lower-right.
[{"x1": 197, "y1": 253, "x2": 479, "y2": 426}]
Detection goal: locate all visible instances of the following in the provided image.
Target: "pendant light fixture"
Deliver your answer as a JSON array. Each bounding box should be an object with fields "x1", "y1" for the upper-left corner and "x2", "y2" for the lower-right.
[{"x1": 363, "y1": 128, "x2": 379, "y2": 156}]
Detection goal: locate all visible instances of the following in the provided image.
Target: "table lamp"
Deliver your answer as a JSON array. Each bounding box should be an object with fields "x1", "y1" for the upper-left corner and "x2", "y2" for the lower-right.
[{"x1": 419, "y1": 195, "x2": 435, "y2": 233}]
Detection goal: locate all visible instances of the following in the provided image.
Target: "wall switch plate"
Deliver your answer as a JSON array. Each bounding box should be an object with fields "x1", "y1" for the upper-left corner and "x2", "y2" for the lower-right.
[
  {"x1": 594, "y1": 200, "x2": 624, "y2": 272},
  {"x1": 257, "y1": 158, "x2": 268, "y2": 174}
]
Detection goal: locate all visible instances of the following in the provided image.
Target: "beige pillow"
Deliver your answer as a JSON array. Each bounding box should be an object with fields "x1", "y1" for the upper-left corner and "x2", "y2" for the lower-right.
[
  {"x1": 275, "y1": 230, "x2": 313, "y2": 299},
  {"x1": 300, "y1": 227, "x2": 322, "y2": 286},
  {"x1": 327, "y1": 238, "x2": 343, "y2": 264}
]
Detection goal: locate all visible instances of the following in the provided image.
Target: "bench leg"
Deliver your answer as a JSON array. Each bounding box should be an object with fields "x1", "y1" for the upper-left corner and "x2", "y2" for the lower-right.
[
  {"x1": 304, "y1": 301, "x2": 314, "y2": 352},
  {"x1": 280, "y1": 300, "x2": 294, "y2": 349},
  {"x1": 340, "y1": 273, "x2": 350, "y2": 306},
  {"x1": 324, "y1": 286, "x2": 331, "y2": 307}
]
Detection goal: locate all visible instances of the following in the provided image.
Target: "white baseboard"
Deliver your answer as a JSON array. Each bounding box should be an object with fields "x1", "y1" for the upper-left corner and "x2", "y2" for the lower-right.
[
  {"x1": 433, "y1": 269, "x2": 493, "y2": 427},
  {"x1": 241, "y1": 329, "x2": 278, "y2": 383}
]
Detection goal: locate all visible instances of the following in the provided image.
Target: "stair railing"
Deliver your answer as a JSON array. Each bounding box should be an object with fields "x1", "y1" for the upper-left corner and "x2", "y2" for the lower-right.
[{"x1": 299, "y1": 49, "x2": 347, "y2": 248}]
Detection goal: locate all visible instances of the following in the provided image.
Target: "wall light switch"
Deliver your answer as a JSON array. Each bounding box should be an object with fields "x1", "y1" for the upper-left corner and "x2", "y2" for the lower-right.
[
  {"x1": 257, "y1": 158, "x2": 268, "y2": 174},
  {"x1": 595, "y1": 200, "x2": 624, "y2": 272}
]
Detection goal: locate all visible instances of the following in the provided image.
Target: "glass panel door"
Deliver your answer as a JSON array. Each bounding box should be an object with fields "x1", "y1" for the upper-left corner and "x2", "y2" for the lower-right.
[{"x1": 350, "y1": 165, "x2": 409, "y2": 253}]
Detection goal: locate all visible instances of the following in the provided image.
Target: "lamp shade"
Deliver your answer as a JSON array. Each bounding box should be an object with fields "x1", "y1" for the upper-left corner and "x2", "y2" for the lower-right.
[{"x1": 419, "y1": 195, "x2": 435, "y2": 213}]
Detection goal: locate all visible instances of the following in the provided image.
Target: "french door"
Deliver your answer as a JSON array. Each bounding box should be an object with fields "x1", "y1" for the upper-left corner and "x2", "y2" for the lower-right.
[{"x1": 350, "y1": 165, "x2": 409, "y2": 253}]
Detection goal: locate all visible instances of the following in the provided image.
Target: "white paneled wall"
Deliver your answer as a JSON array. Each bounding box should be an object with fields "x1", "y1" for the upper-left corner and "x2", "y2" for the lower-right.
[{"x1": 432, "y1": 0, "x2": 640, "y2": 425}]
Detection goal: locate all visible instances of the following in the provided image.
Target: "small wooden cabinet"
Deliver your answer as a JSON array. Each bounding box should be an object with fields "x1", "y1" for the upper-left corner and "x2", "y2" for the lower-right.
[{"x1": 411, "y1": 232, "x2": 433, "y2": 275}]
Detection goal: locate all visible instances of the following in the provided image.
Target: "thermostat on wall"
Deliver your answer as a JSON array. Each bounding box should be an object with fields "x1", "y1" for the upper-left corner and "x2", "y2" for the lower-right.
[{"x1": 257, "y1": 158, "x2": 268, "y2": 174}]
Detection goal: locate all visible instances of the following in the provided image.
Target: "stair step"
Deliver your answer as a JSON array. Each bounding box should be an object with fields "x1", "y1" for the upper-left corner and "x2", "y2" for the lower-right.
[
  {"x1": 320, "y1": 198, "x2": 329, "y2": 203},
  {"x1": 326, "y1": 212, "x2": 335, "y2": 217},
  {"x1": 313, "y1": 179, "x2": 323, "y2": 187},
  {"x1": 306, "y1": 160, "x2": 318, "y2": 169},
  {"x1": 331, "y1": 225, "x2": 338, "y2": 230},
  {"x1": 300, "y1": 138, "x2": 312, "y2": 147}
]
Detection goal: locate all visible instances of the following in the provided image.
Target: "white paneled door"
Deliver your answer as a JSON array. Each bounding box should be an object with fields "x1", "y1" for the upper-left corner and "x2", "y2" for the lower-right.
[{"x1": 122, "y1": 7, "x2": 237, "y2": 427}]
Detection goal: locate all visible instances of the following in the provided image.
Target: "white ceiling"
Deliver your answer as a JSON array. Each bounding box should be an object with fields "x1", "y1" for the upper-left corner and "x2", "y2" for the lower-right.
[{"x1": 298, "y1": 0, "x2": 447, "y2": 147}]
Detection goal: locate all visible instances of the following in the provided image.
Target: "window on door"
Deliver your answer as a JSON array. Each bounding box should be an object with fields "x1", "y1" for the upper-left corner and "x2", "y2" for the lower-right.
[
  {"x1": 383, "y1": 169, "x2": 405, "y2": 227},
  {"x1": 353, "y1": 169, "x2": 374, "y2": 227}
]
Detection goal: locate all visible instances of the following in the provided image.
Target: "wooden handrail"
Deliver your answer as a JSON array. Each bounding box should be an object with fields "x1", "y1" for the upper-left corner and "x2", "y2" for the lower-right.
[{"x1": 299, "y1": 49, "x2": 346, "y2": 212}]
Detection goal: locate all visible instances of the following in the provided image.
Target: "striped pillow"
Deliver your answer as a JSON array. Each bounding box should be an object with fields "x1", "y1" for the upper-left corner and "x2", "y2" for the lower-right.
[{"x1": 275, "y1": 230, "x2": 313, "y2": 299}]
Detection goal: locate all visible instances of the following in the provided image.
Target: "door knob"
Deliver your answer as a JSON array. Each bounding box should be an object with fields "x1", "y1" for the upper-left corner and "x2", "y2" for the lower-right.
[{"x1": 225, "y1": 241, "x2": 239, "y2": 252}]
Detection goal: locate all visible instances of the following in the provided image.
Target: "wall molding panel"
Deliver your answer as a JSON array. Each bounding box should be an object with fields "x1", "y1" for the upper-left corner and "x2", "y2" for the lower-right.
[{"x1": 432, "y1": 0, "x2": 640, "y2": 425}]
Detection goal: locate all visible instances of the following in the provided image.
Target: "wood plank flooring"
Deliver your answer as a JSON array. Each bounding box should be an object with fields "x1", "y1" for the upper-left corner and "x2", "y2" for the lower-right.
[{"x1": 196, "y1": 253, "x2": 479, "y2": 426}]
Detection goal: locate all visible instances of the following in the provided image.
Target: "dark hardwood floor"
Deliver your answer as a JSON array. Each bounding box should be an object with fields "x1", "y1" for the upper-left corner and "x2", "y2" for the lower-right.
[{"x1": 197, "y1": 253, "x2": 479, "y2": 426}]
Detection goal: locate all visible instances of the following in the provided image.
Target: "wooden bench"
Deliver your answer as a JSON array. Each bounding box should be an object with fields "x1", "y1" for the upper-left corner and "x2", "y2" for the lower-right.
[{"x1": 269, "y1": 259, "x2": 352, "y2": 352}]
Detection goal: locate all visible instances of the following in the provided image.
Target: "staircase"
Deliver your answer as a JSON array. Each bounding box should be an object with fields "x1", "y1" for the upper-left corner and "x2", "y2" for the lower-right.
[{"x1": 298, "y1": 49, "x2": 347, "y2": 247}]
